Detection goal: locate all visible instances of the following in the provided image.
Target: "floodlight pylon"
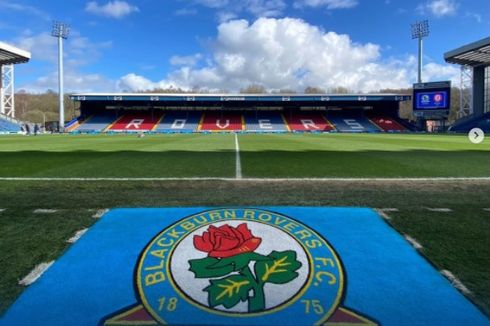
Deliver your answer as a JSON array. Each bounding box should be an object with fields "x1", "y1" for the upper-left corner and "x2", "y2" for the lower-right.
[
  {"x1": 411, "y1": 20, "x2": 429, "y2": 83},
  {"x1": 52, "y1": 21, "x2": 70, "y2": 131}
]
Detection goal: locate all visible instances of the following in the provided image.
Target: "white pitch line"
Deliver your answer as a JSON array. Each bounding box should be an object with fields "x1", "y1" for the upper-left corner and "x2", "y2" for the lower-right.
[
  {"x1": 404, "y1": 235, "x2": 423, "y2": 250},
  {"x1": 426, "y1": 208, "x2": 453, "y2": 212},
  {"x1": 19, "y1": 261, "x2": 54, "y2": 286},
  {"x1": 440, "y1": 270, "x2": 472, "y2": 295},
  {"x1": 1, "y1": 177, "x2": 490, "y2": 182},
  {"x1": 378, "y1": 208, "x2": 399, "y2": 212},
  {"x1": 33, "y1": 208, "x2": 58, "y2": 214},
  {"x1": 234, "y1": 133, "x2": 242, "y2": 180},
  {"x1": 484, "y1": 208, "x2": 490, "y2": 212},
  {"x1": 0, "y1": 208, "x2": 5, "y2": 213}
]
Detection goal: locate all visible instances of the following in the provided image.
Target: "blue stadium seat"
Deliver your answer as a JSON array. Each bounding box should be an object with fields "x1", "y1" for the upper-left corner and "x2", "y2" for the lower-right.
[
  {"x1": 155, "y1": 111, "x2": 201, "y2": 132},
  {"x1": 0, "y1": 116, "x2": 21, "y2": 133},
  {"x1": 76, "y1": 112, "x2": 118, "y2": 132},
  {"x1": 327, "y1": 110, "x2": 379, "y2": 132},
  {"x1": 243, "y1": 111, "x2": 287, "y2": 132}
]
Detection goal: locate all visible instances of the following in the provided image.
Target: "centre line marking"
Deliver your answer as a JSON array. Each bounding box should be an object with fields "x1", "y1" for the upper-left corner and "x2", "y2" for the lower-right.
[{"x1": 235, "y1": 133, "x2": 242, "y2": 179}]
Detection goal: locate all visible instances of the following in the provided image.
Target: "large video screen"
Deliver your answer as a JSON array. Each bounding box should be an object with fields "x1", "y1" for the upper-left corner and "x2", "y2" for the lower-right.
[{"x1": 414, "y1": 90, "x2": 449, "y2": 110}]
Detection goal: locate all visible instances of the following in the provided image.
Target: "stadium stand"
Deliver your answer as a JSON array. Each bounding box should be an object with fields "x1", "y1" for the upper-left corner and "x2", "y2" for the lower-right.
[
  {"x1": 369, "y1": 115, "x2": 407, "y2": 132},
  {"x1": 327, "y1": 110, "x2": 379, "y2": 132},
  {"x1": 283, "y1": 111, "x2": 335, "y2": 132},
  {"x1": 65, "y1": 117, "x2": 82, "y2": 132},
  {"x1": 66, "y1": 110, "x2": 419, "y2": 133},
  {"x1": 200, "y1": 111, "x2": 243, "y2": 131},
  {"x1": 155, "y1": 111, "x2": 201, "y2": 133},
  {"x1": 0, "y1": 115, "x2": 21, "y2": 133},
  {"x1": 108, "y1": 112, "x2": 163, "y2": 132},
  {"x1": 449, "y1": 112, "x2": 490, "y2": 132},
  {"x1": 243, "y1": 111, "x2": 288, "y2": 132},
  {"x1": 75, "y1": 112, "x2": 118, "y2": 132},
  {"x1": 67, "y1": 94, "x2": 414, "y2": 134}
]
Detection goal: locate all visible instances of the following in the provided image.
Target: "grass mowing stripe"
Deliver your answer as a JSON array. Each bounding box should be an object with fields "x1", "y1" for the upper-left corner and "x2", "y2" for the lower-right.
[
  {"x1": 1, "y1": 177, "x2": 490, "y2": 181},
  {"x1": 1, "y1": 134, "x2": 488, "y2": 178},
  {"x1": 0, "y1": 134, "x2": 237, "y2": 178},
  {"x1": 235, "y1": 133, "x2": 242, "y2": 179},
  {"x1": 238, "y1": 134, "x2": 490, "y2": 178}
]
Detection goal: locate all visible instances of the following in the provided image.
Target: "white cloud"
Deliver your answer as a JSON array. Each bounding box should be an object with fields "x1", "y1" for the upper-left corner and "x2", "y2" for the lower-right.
[
  {"x1": 174, "y1": 8, "x2": 198, "y2": 16},
  {"x1": 14, "y1": 31, "x2": 114, "y2": 92},
  {"x1": 15, "y1": 32, "x2": 112, "y2": 66},
  {"x1": 116, "y1": 17, "x2": 459, "y2": 93},
  {"x1": 465, "y1": 12, "x2": 482, "y2": 23},
  {"x1": 194, "y1": 0, "x2": 229, "y2": 8},
  {"x1": 15, "y1": 32, "x2": 58, "y2": 63},
  {"x1": 193, "y1": 0, "x2": 287, "y2": 20},
  {"x1": 116, "y1": 74, "x2": 174, "y2": 91},
  {"x1": 85, "y1": 0, "x2": 139, "y2": 19},
  {"x1": 417, "y1": 0, "x2": 458, "y2": 17},
  {"x1": 0, "y1": 1, "x2": 50, "y2": 20},
  {"x1": 293, "y1": 0, "x2": 358, "y2": 9},
  {"x1": 21, "y1": 71, "x2": 114, "y2": 93},
  {"x1": 423, "y1": 62, "x2": 459, "y2": 85},
  {"x1": 170, "y1": 54, "x2": 202, "y2": 66}
]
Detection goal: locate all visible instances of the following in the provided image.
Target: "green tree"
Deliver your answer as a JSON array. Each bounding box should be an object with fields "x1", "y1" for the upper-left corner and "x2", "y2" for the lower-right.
[
  {"x1": 240, "y1": 84, "x2": 267, "y2": 94},
  {"x1": 304, "y1": 86, "x2": 326, "y2": 94}
]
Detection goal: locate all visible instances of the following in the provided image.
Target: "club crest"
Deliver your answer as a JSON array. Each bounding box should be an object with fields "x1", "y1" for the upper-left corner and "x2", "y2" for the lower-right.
[{"x1": 103, "y1": 208, "x2": 377, "y2": 325}]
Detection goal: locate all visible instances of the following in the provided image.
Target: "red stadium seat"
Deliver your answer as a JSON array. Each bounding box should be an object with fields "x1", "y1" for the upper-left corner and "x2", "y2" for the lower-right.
[
  {"x1": 369, "y1": 116, "x2": 406, "y2": 131},
  {"x1": 200, "y1": 112, "x2": 243, "y2": 131},
  {"x1": 283, "y1": 112, "x2": 335, "y2": 132},
  {"x1": 108, "y1": 113, "x2": 163, "y2": 131}
]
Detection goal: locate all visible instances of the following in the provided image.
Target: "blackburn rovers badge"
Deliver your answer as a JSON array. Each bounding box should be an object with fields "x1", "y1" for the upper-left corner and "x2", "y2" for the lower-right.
[{"x1": 103, "y1": 208, "x2": 377, "y2": 325}]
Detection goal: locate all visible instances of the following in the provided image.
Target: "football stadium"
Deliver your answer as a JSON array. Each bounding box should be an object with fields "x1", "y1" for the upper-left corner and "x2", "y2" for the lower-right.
[{"x1": 1, "y1": 2, "x2": 490, "y2": 326}]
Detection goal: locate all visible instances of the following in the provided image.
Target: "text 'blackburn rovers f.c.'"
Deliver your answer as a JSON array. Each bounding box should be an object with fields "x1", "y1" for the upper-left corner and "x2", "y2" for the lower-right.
[{"x1": 103, "y1": 208, "x2": 376, "y2": 325}]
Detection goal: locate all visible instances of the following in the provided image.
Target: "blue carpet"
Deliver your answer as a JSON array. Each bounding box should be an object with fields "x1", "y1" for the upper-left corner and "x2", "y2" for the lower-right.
[{"x1": 1, "y1": 207, "x2": 487, "y2": 326}]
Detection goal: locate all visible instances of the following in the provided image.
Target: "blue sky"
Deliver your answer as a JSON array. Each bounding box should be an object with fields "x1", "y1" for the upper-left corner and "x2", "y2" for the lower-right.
[{"x1": 0, "y1": 0, "x2": 488, "y2": 93}]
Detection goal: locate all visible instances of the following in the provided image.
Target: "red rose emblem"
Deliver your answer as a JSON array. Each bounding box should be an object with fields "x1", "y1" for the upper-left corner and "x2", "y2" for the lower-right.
[{"x1": 193, "y1": 223, "x2": 261, "y2": 258}]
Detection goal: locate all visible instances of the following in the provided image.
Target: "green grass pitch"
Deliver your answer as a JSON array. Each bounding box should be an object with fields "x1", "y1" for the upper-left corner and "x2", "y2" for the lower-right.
[
  {"x1": 0, "y1": 133, "x2": 488, "y2": 178},
  {"x1": 0, "y1": 133, "x2": 489, "y2": 316}
]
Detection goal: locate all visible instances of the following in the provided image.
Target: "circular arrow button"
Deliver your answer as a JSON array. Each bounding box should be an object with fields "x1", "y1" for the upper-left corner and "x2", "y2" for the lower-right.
[{"x1": 468, "y1": 128, "x2": 485, "y2": 144}]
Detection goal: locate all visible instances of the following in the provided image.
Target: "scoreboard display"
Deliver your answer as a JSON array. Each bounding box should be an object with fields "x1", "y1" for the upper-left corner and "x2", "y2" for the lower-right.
[
  {"x1": 413, "y1": 81, "x2": 451, "y2": 119},
  {"x1": 415, "y1": 90, "x2": 449, "y2": 110}
]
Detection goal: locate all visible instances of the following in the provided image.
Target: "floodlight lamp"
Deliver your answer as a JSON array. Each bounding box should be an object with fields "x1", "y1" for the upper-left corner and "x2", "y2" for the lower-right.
[
  {"x1": 51, "y1": 21, "x2": 70, "y2": 39},
  {"x1": 411, "y1": 20, "x2": 429, "y2": 39}
]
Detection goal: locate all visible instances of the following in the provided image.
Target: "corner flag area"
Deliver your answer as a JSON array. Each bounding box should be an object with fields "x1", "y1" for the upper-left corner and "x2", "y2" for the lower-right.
[{"x1": 0, "y1": 208, "x2": 487, "y2": 326}]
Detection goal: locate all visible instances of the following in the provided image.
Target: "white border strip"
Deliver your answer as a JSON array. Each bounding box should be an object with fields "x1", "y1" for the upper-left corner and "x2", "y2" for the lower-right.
[
  {"x1": 374, "y1": 209, "x2": 392, "y2": 220},
  {"x1": 67, "y1": 228, "x2": 88, "y2": 243},
  {"x1": 440, "y1": 270, "x2": 472, "y2": 295},
  {"x1": 19, "y1": 261, "x2": 54, "y2": 286},
  {"x1": 92, "y1": 208, "x2": 109, "y2": 219},
  {"x1": 1, "y1": 177, "x2": 489, "y2": 181}
]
